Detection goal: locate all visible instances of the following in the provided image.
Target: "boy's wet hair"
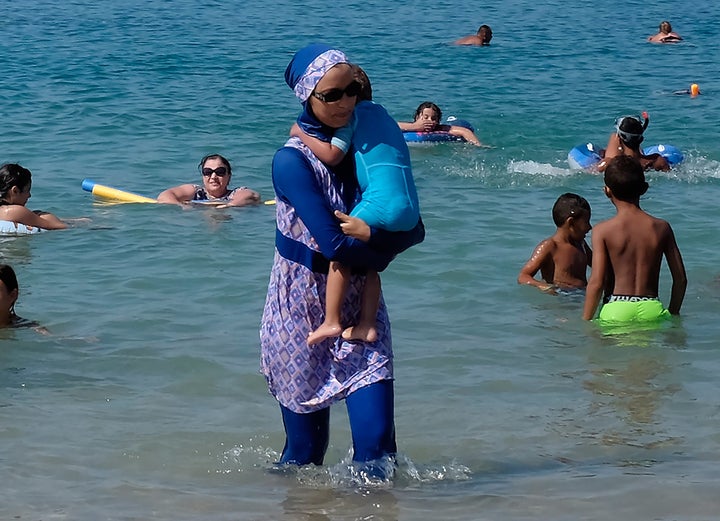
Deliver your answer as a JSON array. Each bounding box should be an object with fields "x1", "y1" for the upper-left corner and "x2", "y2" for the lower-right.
[
  {"x1": 413, "y1": 101, "x2": 442, "y2": 122},
  {"x1": 659, "y1": 21, "x2": 672, "y2": 33},
  {"x1": 604, "y1": 156, "x2": 649, "y2": 201},
  {"x1": 552, "y1": 192, "x2": 591, "y2": 227},
  {"x1": 352, "y1": 65, "x2": 372, "y2": 101},
  {"x1": 0, "y1": 163, "x2": 32, "y2": 199}
]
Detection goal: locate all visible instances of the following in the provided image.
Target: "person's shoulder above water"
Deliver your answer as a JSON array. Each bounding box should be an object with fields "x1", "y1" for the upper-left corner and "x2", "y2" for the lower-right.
[
  {"x1": 454, "y1": 24, "x2": 493, "y2": 46},
  {"x1": 157, "y1": 153, "x2": 261, "y2": 207},
  {"x1": 0, "y1": 163, "x2": 69, "y2": 230},
  {"x1": 648, "y1": 21, "x2": 683, "y2": 43}
]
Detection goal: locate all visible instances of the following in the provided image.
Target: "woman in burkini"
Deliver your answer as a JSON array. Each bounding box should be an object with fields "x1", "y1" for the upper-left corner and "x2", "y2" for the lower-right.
[
  {"x1": 290, "y1": 64, "x2": 422, "y2": 345},
  {"x1": 157, "y1": 153, "x2": 260, "y2": 206},
  {"x1": 398, "y1": 101, "x2": 486, "y2": 146},
  {"x1": 260, "y1": 44, "x2": 424, "y2": 476},
  {"x1": 0, "y1": 163, "x2": 68, "y2": 230}
]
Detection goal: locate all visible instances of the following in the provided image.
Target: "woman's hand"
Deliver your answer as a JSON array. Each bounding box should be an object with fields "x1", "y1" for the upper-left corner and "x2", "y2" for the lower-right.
[{"x1": 334, "y1": 210, "x2": 370, "y2": 242}]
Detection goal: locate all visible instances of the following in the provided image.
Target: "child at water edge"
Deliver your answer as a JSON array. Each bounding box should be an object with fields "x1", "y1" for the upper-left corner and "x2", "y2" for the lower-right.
[
  {"x1": 597, "y1": 113, "x2": 669, "y2": 172},
  {"x1": 518, "y1": 193, "x2": 593, "y2": 294},
  {"x1": 290, "y1": 65, "x2": 422, "y2": 345},
  {"x1": 398, "y1": 102, "x2": 486, "y2": 146},
  {"x1": 583, "y1": 156, "x2": 686, "y2": 321},
  {"x1": 0, "y1": 163, "x2": 68, "y2": 230}
]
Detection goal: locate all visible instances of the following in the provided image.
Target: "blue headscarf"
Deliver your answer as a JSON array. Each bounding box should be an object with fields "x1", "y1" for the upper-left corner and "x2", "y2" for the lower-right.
[{"x1": 285, "y1": 44, "x2": 349, "y2": 142}]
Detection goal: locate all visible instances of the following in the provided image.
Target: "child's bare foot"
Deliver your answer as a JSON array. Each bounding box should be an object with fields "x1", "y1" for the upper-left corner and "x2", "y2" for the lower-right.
[
  {"x1": 307, "y1": 323, "x2": 343, "y2": 345},
  {"x1": 341, "y1": 323, "x2": 378, "y2": 343}
]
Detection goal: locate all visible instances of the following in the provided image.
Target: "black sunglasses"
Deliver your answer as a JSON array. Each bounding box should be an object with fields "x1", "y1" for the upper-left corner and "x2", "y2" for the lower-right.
[
  {"x1": 202, "y1": 166, "x2": 229, "y2": 177},
  {"x1": 311, "y1": 81, "x2": 362, "y2": 103}
]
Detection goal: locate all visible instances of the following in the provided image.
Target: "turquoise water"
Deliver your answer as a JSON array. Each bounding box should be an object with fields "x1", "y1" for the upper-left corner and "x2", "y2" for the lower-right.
[{"x1": 2, "y1": 0, "x2": 720, "y2": 519}]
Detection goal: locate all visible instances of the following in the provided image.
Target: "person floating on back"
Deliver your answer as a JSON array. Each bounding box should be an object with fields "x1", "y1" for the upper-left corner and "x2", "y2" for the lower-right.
[
  {"x1": 583, "y1": 156, "x2": 687, "y2": 322},
  {"x1": 518, "y1": 193, "x2": 592, "y2": 294},
  {"x1": 597, "y1": 113, "x2": 670, "y2": 172},
  {"x1": 454, "y1": 24, "x2": 493, "y2": 46},
  {"x1": 648, "y1": 21, "x2": 682, "y2": 43}
]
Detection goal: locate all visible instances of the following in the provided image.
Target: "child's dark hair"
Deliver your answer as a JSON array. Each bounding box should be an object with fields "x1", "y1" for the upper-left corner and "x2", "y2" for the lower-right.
[
  {"x1": 552, "y1": 192, "x2": 591, "y2": 227},
  {"x1": 604, "y1": 156, "x2": 649, "y2": 201},
  {"x1": 352, "y1": 65, "x2": 372, "y2": 101},
  {"x1": 0, "y1": 264, "x2": 19, "y2": 316},
  {"x1": 615, "y1": 116, "x2": 647, "y2": 148},
  {"x1": 413, "y1": 102, "x2": 442, "y2": 122},
  {"x1": 197, "y1": 154, "x2": 232, "y2": 176},
  {"x1": 0, "y1": 163, "x2": 32, "y2": 200}
]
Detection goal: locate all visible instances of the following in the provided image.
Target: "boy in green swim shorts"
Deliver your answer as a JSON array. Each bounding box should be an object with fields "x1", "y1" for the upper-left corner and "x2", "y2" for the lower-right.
[{"x1": 583, "y1": 156, "x2": 687, "y2": 322}]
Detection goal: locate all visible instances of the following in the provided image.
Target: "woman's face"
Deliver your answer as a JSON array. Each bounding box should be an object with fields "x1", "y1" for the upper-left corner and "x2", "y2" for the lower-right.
[
  {"x1": 308, "y1": 63, "x2": 357, "y2": 129},
  {"x1": 201, "y1": 157, "x2": 231, "y2": 197}
]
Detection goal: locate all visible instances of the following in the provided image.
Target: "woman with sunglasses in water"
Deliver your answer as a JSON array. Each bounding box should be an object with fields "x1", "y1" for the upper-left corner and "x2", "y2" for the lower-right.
[
  {"x1": 259, "y1": 44, "x2": 424, "y2": 479},
  {"x1": 157, "y1": 154, "x2": 261, "y2": 206}
]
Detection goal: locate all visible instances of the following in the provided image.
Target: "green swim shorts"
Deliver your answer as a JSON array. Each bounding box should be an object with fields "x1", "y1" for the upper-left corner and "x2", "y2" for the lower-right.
[{"x1": 598, "y1": 295, "x2": 671, "y2": 323}]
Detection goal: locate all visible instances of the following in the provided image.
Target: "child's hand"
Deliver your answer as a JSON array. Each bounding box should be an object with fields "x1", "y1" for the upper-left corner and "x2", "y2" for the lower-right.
[
  {"x1": 290, "y1": 123, "x2": 301, "y2": 137},
  {"x1": 334, "y1": 210, "x2": 370, "y2": 242}
]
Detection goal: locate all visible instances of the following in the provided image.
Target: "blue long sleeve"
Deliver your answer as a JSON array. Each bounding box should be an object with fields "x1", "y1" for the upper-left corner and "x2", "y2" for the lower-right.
[{"x1": 272, "y1": 146, "x2": 396, "y2": 272}]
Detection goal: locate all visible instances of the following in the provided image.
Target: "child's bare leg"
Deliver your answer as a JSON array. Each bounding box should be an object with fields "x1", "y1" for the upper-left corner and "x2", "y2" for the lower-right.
[
  {"x1": 308, "y1": 261, "x2": 351, "y2": 345},
  {"x1": 342, "y1": 270, "x2": 380, "y2": 343}
]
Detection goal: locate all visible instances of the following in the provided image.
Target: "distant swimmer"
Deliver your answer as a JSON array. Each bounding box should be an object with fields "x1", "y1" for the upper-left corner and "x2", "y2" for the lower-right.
[
  {"x1": 673, "y1": 83, "x2": 700, "y2": 97},
  {"x1": 454, "y1": 24, "x2": 493, "y2": 46},
  {"x1": 648, "y1": 21, "x2": 683, "y2": 43},
  {"x1": 518, "y1": 193, "x2": 592, "y2": 294}
]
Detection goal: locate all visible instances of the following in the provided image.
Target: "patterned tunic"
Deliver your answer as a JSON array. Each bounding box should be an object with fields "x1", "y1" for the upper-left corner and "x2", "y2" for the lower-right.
[{"x1": 260, "y1": 138, "x2": 393, "y2": 414}]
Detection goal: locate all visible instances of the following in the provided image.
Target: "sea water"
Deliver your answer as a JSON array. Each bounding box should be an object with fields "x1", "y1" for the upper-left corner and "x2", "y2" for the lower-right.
[{"x1": 2, "y1": 0, "x2": 720, "y2": 519}]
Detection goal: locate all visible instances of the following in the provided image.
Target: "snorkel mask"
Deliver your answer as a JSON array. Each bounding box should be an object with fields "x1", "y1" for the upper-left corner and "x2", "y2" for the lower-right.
[{"x1": 615, "y1": 112, "x2": 649, "y2": 147}]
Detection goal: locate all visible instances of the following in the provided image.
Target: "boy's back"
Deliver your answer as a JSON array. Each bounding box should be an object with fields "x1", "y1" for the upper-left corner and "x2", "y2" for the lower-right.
[
  {"x1": 592, "y1": 206, "x2": 674, "y2": 297},
  {"x1": 583, "y1": 156, "x2": 686, "y2": 320}
]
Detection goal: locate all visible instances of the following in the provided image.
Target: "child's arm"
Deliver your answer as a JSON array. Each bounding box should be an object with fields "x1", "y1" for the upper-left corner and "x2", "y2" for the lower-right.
[
  {"x1": 398, "y1": 120, "x2": 434, "y2": 132},
  {"x1": 334, "y1": 210, "x2": 370, "y2": 242},
  {"x1": 583, "y1": 228, "x2": 608, "y2": 319},
  {"x1": 518, "y1": 239, "x2": 557, "y2": 293},
  {"x1": 447, "y1": 125, "x2": 486, "y2": 147},
  {"x1": 664, "y1": 225, "x2": 687, "y2": 314},
  {"x1": 290, "y1": 123, "x2": 348, "y2": 166}
]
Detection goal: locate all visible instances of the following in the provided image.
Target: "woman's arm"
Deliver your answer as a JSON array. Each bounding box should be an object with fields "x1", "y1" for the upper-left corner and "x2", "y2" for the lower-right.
[
  {"x1": 273, "y1": 147, "x2": 395, "y2": 272},
  {"x1": 157, "y1": 184, "x2": 196, "y2": 204}
]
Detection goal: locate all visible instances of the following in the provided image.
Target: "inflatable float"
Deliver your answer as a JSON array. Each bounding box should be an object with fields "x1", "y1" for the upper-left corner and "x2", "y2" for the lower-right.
[
  {"x1": 0, "y1": 220, "x2": 43, "y2": 236},
  {"x1": 82, "y1": 179, "x2": 157, "y2": 204},
  {"x1": 403, "y1": 117, "x2": 474, "y2": 144},
  {"x1": 567, "y1": 143, "x2": 684, "y2": 171}
]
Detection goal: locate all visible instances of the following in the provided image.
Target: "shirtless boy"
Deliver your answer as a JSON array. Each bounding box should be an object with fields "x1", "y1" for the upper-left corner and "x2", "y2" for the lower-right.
[
  {"x1": 454, "y1": 25, "x2": 493, "y2": 46},
  {"x1": 597, "y1": 113, "x2": 670, "y2": 172},
  {"x1": 518, "y1": 193, "x2": 592, "y2": 293},
  {"x1": 583, "y1": 156, "x2": 686, "y2": 321}
]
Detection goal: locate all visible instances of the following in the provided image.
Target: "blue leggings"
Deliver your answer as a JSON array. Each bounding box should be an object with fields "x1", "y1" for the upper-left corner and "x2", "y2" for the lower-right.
[{"x1": 278, "y1": 380, "x2": 396, "y2": 465}]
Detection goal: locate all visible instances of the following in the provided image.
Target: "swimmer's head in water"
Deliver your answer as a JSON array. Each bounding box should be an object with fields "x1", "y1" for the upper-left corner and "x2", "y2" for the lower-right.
[
  {"x1": 659, "y1": 21, "x2": 672, "y2": 34},
  {"x1": 615, "y1": 114, "x2": 648, "y2": 147},
  {"x1": 604, "y1": 156, "x2": 649, "y2": 201},
  {"x1": 413, "y1": 102, "x2": 442, "y2": 124},
  {"x1": 0, "y1": 163, "x2": 32, "y2": 201},
  {"x1": 552, "y1": 193, "x2": 591, "y2": 227},
  {"x1": 477, "y1": 25, "x2": 493, "y2": 44}
]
